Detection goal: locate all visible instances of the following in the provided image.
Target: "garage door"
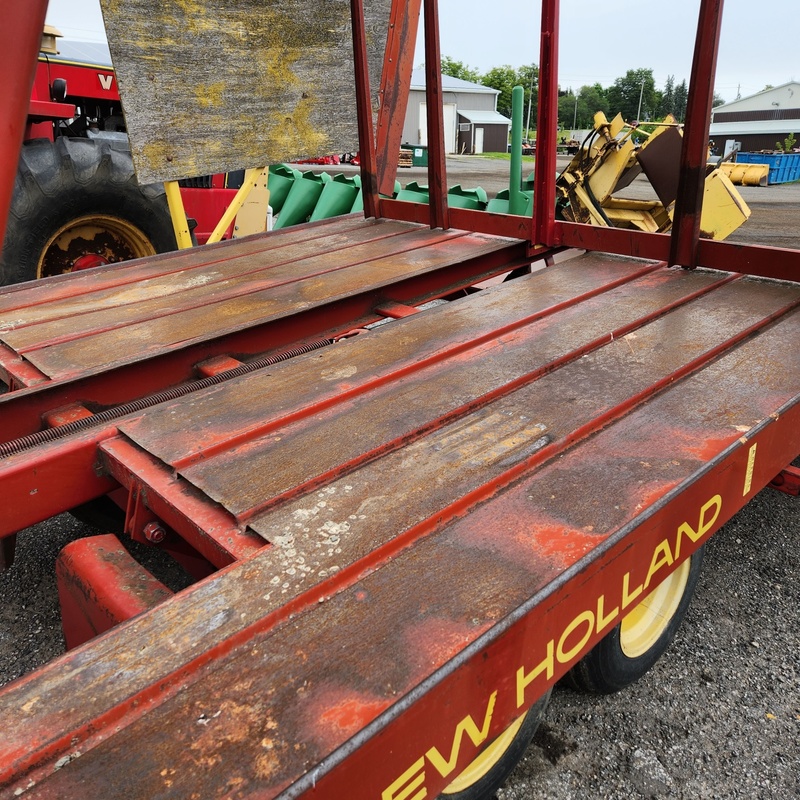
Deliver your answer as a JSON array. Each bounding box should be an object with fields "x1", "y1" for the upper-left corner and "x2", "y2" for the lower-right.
[{"x1": 418, "y1": 103, "x2": 457, "y2": 154}]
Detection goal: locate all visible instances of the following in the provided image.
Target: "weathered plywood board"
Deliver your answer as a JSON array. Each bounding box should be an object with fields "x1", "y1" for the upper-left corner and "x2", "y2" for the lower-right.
[{"x1": 99, "y1": 0, "x2": 391, "y2": 183}]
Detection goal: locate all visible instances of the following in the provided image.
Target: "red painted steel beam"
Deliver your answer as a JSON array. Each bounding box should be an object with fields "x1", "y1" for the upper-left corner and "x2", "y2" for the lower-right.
[
  {"x1": 532, "y1": 0, "x2": 559, "y2": 248},
  {"x1": 375, "y1": 0, "x2": 422, "y2": 197},
  {"x1": 99, "y1": 436, "x2": 266, "y2": 567},
  {"x1": 351, "y1": 0, "x2": 380, "y2": 218},
  {"x1": 56, "y1": 534, "x2": 174, "y2": 650},
  {"x1": 769, "y1": 465, "x2": 800, "y2": 496},
  {"x1": 554, "y1": 221, "x2": 800, "y2": 283},
  {"x1": 381, "y1": 198, "x2": 558, "y2": 244},
  {"x1": 0, "y1": 0, "x2": 49, "y2": 250},
  {"x1": 422, "y1": 0, "x2": 450, "y2": 230},
  {"x1": 556, "y1": 220, "x2": 672, "y2": 262},
  {"x1": 696, "y1": 238, "x2": 800, "y2": 282},
  {"x1": 0, "y1": 432, "x2": 119, "y2": 539},
  {"x1": 669, "y1": 0, "x2": 726, "y2": 269}
]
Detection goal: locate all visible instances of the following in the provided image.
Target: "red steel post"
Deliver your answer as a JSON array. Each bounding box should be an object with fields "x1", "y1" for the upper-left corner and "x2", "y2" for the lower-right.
[
  {"x1": 532, "y1": 0, "x2": 560, "y2": 249},
  {"x1": 669, "y1": 0, "x2": 726, "y2": 269},
  {"x1": 0, "y1": 0, "x2": 50, "y2": 251},
  {"x1": 423, "y1": 0, "x2": 450, "y2": 230},
  {"x1": 351, "y1": 0, "x2": 380, "y2": 218},
  {"x1": 375, "y1": 0, "x2": 422, "y2": 197}
]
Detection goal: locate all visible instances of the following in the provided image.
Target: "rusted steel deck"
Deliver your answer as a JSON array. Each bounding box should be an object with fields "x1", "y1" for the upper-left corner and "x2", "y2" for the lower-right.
[
  {"x1": 1, "y1": 251, "x2": 798, "y2": 798},
  {"x1": 0, "y1": 215, "x2": 530, "y2": 441}
]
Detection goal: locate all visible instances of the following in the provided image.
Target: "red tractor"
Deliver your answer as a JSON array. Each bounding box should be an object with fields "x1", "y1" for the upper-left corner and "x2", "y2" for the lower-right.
[{"x1": 1, "y1": 25, "x2": 237, "y2": 285}]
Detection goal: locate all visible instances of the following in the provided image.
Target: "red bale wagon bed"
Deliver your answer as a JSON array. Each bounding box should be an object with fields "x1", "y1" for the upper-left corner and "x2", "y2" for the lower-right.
[{"x1": 0, "y1": 1, "x2": 797, "y2": 798}]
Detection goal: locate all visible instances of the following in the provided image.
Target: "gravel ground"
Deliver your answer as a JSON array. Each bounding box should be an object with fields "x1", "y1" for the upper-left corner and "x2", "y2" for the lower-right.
[{"x1": 0, "y1": 156, "x2": 797, "y2": 797}]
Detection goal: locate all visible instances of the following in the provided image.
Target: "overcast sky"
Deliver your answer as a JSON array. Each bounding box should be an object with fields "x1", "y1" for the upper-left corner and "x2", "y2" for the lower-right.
[{"x1": 45, "y1": 0, "x2": 794, "y2": 103}]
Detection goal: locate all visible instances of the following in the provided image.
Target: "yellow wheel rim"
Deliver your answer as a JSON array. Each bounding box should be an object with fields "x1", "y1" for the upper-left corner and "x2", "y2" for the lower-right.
[
  {"x1": 620, "y1": 559, "x2": 691, "y2": 658},
  {"x1": 37, "y1": 214, "x2": 156, "y2": 278},
  {"x1": 440, "y1": 712, "x2": 526, "y2": 794}
]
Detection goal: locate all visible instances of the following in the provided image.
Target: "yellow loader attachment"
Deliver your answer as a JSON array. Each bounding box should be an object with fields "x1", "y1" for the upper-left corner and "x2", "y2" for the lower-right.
[
  {"x1": 719, "y1": 161, "x2": 769, "y2": 187},
  {"x1": 556, "y1": 113, "x2": 750, "y2": 239}
]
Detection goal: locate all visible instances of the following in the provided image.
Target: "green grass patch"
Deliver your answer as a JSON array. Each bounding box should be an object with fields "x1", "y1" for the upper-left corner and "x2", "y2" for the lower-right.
[{"x1": 473, "y1": 152, "x2": 536, "y2": 162}]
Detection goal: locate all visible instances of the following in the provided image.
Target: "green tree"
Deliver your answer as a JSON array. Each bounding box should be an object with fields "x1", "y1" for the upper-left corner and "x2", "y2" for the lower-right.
[
  {"x1": 481, "y1": 66, "x2": 517, "y2": 118},
  {"x1": 440, "y1": 56, "x2": 481, "y2": 84},
  {"x1": 658, "y1": 75, "x2": 675, "y2": 118},
  {"x1": 556, "y1": 83, "x2": 610, "y2": 131},
  {"x1": 607, "y1": 68, "x2": 659, "y2": 122},
  {"x1": 558, "y1": 89, "x2": 577, "y2": 131},
  {"x1": 577, "y1": 83, "x2": 609, "y2": 127},
  {"x1": 673, "y1": 79, "x2": 688, "y2": 122}
]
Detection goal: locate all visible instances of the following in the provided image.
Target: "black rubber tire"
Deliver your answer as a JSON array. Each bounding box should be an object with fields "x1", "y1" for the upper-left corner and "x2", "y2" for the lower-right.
[
  {"x1": 438, "y1": 689, "x2": 551, "y2": 800},
  {"x1": 0, "y1": 137, "x2": 178, "y2": 286},
  {"x1": 565, "y1": 546, "x2": 705, "y2": 694}
]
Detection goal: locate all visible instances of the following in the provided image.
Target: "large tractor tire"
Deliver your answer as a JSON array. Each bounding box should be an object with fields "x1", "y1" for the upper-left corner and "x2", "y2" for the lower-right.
[
  {"x1": 0, "y1": 137, "x2": 178, "y2": 286},
  {"x1": 566, "y1": 547, "x2": 705, "y2": 694},
  {"x1": 438, "y1": 689, "x2": 551, "y2": 800}
]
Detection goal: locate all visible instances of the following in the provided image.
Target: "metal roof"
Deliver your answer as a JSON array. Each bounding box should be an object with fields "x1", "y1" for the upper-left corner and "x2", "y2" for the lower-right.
[
  {"x1": 457, "y1": 109, "x2": 511, "y2": 125},
  {"x1": 409, "y1": 69, "x2": 499, "y2": 94}
]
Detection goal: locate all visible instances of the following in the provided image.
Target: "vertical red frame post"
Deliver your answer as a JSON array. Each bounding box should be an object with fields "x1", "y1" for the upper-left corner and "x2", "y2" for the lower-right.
[
  {"x1": 669, "y1": 0, "x2": 726, "y2": 269},
  {"x1": 423, "y1": 0, "x2": 450, "y2": 230},
  {"x1": 351, "y1": 0, "x2": 380, "y2": 218},
  {"x1": 532, "y1": 0, "x2": 559, "y2": 249},
  {"x1": 0, "y1": 0, "x2": 50, "y2": 250},
  {"x1": 375, "y1": 0, "x2": 422, "y2": 198}
]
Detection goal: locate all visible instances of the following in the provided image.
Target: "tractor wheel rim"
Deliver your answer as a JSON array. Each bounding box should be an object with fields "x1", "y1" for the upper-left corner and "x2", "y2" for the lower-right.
[
  {"x1": 440, "y1": 712, "x2": 526, "y2": 794},
  {"x1": 619, "y1": 559, "x2": 691, "y2": 659},
  {"x1": 37, "y1": 214, "x2": 157, "y2": 278}
]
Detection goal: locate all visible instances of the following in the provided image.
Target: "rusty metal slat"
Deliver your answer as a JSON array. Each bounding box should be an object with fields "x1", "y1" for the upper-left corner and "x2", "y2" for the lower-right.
[
  {"x1": 16, "y1": 233, "x2": 523, "y2": 380},
  {"x1": 236, "y1": 285, "x2": 798, "y2": 538},
  {"x1": 0, "y1": 342, "x2": 48, "y2": 389},
  {"x1": 184, "y1": 272, "x2": 762, "y2": 523},
  {"x1": 0, "y1": 215, "x2": 375, "y2": 317},
  {"x1": 0, "y1": 219, "x2": 414, "y2": 336},
  {"x1": 116, "y1": 255, "x2": 665, "y2": 466},
  {"x1": 6, "y1": 314, "x2": 797, "y2": 798},
  {"x1": 3, "y1": 224, "x2": 465, "y2": 354},
  {"x1": 0, "y1": 237, "x2": 529, "y2": 443}
]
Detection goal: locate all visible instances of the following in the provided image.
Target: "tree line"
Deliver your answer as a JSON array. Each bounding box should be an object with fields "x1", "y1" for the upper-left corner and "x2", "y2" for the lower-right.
[{"x1": 440, "y1": 57, "x2": 725, "y2": 131}]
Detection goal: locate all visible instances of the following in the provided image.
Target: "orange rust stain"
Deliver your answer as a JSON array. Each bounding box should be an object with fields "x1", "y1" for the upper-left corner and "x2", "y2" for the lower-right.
[
  {"x1": 318, "y1": 695, "x2": 389, "y2": 735},
  {"x1": 402, "y1": 616, "x2": 483, "y2": 669},
  {"x1": 301, "y1": 683, "x2": 392, "y2": 751}
]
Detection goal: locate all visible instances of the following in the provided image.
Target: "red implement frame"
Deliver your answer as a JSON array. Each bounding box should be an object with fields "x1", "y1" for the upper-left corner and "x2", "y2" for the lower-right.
[{"x1": 0, "y1": 1, "x2": 797, "y2": 798}]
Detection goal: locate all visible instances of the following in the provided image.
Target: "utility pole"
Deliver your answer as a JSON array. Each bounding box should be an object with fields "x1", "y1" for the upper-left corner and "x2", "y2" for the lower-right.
[
  {"x1": 525, "y1": 67, "x2": 535, "y2": 138},
  {"x1": 636, "y1": 78, "x2": 645, "y2": 122}
]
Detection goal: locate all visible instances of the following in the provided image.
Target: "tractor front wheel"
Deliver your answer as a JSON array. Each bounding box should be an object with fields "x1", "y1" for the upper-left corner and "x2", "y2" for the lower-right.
[{"x1": 0, "y1": 137, "x2": 178, "y2": 285}]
